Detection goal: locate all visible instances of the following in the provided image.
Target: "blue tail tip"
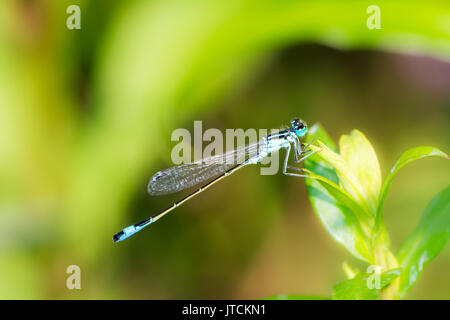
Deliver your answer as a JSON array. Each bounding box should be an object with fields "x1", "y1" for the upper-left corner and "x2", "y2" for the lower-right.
[
  {"x1": 113, "y1": 225, "x2": 140, "y2": 243},
  {"x1": 113, "y1": 220, "x2": 152, "y2": 243},
  {"x1": 113, "y1": 230, "x2": 125, "y2": 243}
]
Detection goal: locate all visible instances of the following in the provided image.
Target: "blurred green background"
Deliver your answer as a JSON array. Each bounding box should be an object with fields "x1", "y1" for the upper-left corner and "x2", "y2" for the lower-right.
[{"x1": 0, "y1": 0, "x2": 449, "y2": 299}]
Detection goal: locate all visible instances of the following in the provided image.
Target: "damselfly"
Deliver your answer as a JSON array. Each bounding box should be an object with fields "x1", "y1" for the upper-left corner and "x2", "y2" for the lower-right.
[{"x1": 113, "y1": 118, "x2": 316, "y2": 242}]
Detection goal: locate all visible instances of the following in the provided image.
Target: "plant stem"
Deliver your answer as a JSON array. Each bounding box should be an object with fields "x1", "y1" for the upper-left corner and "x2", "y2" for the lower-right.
[{"x1": 373, "y1": 223, "x2": 400, "y2": 300}]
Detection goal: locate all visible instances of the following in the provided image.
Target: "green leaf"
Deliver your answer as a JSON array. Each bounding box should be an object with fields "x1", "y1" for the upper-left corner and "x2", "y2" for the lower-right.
[
  {"x1": 264, "y1": 294, "x2": 329, "y2": 300},
  {"x1": 339, "y1": 130, "x2": 382, "y2": 215},
  {"x1": 332, "y1": 268, "x2": 401, "y2": 300},
  {"x1": 310, "y1": 130, "x2": 381, "y2": 215},
  {"x1": 377, "y1": 146, "x2": 449, "y2": 220},
  {"x1": 305, "y1": 169, "x2": 373, "y2": 232},
  {"x1": 304, "y1": 124, "x2": 372, "y2": 262},
  {"x1": 396, "y1": 186, "x2": 450, "y2": 297}
]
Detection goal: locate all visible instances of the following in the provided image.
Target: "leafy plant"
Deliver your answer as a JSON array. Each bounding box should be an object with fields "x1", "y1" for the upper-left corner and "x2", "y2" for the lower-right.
[{"x1": 269, "y1": 123, "x2": 449, "y2": 300}]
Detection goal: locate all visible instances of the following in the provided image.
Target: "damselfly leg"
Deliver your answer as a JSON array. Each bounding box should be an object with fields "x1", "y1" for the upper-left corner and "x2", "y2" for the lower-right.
[{"x1": 283, "y1": 139, "x2": 317, "y2": 178}]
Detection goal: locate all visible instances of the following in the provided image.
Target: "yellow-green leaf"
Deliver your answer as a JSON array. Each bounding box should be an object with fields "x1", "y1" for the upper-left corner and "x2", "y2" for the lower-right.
[
  {"x1": 339, "y1": 130, "x2": 381, "y2": 215},
  {"x1": 309, "y1": 142, "x2": 366, "y2": 211},
  {"x1": 309, "y1": 133, "x2": 380, "y2": 217},
  {"x1": 305, "y1": 124, "x2": 372, "y2": 262}
]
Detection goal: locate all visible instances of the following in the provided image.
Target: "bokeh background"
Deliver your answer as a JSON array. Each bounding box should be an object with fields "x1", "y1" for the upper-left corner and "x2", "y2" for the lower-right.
[{"x1": 0, "y1": 0, "x2": 449, "y2": 299}]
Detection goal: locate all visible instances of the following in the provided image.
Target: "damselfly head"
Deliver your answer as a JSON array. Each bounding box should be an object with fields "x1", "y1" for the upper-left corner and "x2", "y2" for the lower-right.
[{"x1": 291, "y1": 118, "x2": 307, "y2": 137}]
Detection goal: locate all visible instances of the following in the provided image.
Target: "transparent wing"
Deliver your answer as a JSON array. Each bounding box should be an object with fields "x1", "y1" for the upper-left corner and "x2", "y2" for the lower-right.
[{"x1": 147, "y1": 141, "x2": 263, "y2": 195}]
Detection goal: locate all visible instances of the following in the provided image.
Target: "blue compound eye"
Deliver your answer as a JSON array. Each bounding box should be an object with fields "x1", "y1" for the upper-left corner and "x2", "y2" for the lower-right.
[
  {"x1": 291, "y1": 118, "x2": 306, "y2": 137},
  {"x1": 295, "y1": 127, "x2": 307, "y2": 137}
]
